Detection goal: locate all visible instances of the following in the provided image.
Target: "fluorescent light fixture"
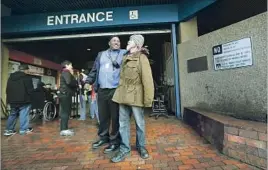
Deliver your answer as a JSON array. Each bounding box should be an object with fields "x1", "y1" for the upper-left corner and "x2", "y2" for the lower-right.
[{"x1": 87, "y1": 48, "x2": 91, "y2": 51}]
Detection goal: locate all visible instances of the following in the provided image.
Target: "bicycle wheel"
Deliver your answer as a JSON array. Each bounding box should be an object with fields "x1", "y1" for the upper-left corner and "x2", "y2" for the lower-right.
[{"x1": 43, "y1": 102, "x2": 57, "y2": 121}]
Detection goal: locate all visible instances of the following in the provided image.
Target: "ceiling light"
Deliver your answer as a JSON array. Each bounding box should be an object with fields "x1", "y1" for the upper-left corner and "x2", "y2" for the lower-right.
[{"x1": 87, "y1": 48, "x2": 91, "y2": 51}]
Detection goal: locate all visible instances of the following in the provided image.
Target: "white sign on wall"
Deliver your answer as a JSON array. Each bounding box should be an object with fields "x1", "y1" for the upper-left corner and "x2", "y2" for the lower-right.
[
  {"x1": 28, "y1": 65, "x2": 44, "y2": 75},
  {"x1": 213, "y1": 38, "x2": 253, "y2": 70}
]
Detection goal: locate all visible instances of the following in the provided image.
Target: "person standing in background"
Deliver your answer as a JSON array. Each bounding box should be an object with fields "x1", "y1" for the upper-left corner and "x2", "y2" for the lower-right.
[
  {"x1": 58, "y1": 60, "x2": 78, "y2": 136},
  {"x1": 4, "y1": 64, "x2": 34, "y2": 136},
  {"x1": 90, "y1": 84, "x2": 99, "y2": 124},
  {"x1": 78, "y1": 69, "x2": 87, "y2": 121}
]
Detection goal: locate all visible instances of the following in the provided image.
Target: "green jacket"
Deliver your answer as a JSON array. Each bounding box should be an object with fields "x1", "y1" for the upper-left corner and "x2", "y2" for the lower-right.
[{"x1": 112, "y1": 51, "x2": 154, "y2": 107}]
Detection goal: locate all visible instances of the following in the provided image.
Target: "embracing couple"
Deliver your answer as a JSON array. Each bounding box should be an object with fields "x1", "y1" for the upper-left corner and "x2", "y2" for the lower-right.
[{"x1": 85, "y1": 34, "x2": 154, "y2": 163}]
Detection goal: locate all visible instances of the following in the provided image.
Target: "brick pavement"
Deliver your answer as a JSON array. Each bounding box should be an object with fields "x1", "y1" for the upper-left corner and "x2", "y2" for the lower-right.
[{"x1": 1, "y1": 115, "x2": 260, "y2": 170}]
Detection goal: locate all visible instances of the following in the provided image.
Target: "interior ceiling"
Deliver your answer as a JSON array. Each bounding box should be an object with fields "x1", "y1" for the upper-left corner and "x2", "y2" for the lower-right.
[
  {"x1": 2, "y1": 0, "x2": 176, "y2": 15},
  {"x1": 7, "y1": 34, "x2": 171, "y2": 70}
]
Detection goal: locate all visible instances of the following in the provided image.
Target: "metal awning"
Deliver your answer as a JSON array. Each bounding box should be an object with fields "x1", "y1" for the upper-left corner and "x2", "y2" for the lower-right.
[
  {"x1": 2, "y1": 29, "x2": 171, "y2": 43},
  {"x1": 2, "y1": 0, "x2": 176, "y2": 15}
]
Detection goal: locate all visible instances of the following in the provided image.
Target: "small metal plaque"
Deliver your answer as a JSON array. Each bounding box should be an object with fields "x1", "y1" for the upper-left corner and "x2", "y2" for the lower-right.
[{"x1": 187, "y1": 56, "x2": 208, "y2": 73}]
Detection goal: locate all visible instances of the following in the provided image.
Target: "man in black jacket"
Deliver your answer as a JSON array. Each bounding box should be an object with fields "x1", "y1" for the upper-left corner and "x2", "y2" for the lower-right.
[
  {"x1": 58, "y1": 60, "x2": 78, "y2": 136},
  {"x1": 4, "y1": 64, "x2": 34, "y2": 136}
]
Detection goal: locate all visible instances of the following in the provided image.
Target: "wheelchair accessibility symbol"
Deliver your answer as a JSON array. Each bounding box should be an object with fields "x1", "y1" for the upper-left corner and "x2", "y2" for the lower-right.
[{"x1": 129, "y1": 10, "x2": 139, "y2": 20}]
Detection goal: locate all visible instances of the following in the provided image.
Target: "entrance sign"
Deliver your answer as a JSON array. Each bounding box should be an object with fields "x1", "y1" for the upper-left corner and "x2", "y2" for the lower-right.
[
  {"x1": 213, "y1": 38, "x2": 253, "y2": 70},
  {"x1": 47, "y1": 11, "x2": 113, "y2": 26},
  {"x1": 2, "y1": 0, "x2": 217, "y2": 34}
]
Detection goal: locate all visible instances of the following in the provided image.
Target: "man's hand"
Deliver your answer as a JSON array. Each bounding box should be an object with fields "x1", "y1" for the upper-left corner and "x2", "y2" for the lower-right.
[
  {"x1": 79, "y1": 85, "x2": 82, "y2": 89},
  {"x1": 84, "y1": 84, "x2": 92, "y2": 91}
]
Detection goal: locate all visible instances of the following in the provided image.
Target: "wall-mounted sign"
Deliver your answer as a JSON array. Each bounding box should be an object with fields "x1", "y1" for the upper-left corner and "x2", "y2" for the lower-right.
[
  {"x1": 28, "y1": 65, "x2": 44, "y2": 75},
  {"x1": 213, "y1": 38, "x2": 253, "y2": 70},
  {"x1": 33, "y1": 58, "x2": 42, "y2": 65},
  {"x1": 44, "y1": 68, "x2": 57, "y2": 77}
]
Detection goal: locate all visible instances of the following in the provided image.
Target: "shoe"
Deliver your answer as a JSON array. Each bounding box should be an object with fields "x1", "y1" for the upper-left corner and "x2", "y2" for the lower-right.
[
  {"x1": 27, "y1": 127, "x2": 34, "y2": 132},
  {"x1": 20, "y1": 128, "x2": 33, "y2": 135},
  {"x1": 111, "y1": 151, "x2": 130, "y2": 163},
  {"x1": 4, "y1": 130, "x2": 16, "y2": 136},
  {"x1": 104, "y1": 144, "x2": 119, "y2": 154},
  {"x1": 68, "y1": 129, "x2": 74, "y2": 132},
  {"x1": 60, "y1": 130, "x2": 74, "y2": 136},
  {"x1": 92, "y1": 140, "x2": 109, "y2": 149},
  {"x1": 137, "y1": 147, "x2": 149, "y2": 159}
]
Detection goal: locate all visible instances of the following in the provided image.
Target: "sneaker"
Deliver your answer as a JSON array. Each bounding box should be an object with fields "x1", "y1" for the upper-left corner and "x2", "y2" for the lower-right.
[
  {"x1": 4, "y1": 130, "x2": 16, "y2": 136},
  {"x1": 60, "y1": 130, "x2": 74, "y2": 136},
  {"x1": 111, "y1": 151, "x2": 131, "y2": 163},
  {"x1": 137, "y1": 147, "x2": 149, "y2": 159},
  {"x1": 20, "y1": 128, "x2": 33, "y2": 135},
  {"x1": 68, "y1": 129, "x2": 74, "y2": 132}
]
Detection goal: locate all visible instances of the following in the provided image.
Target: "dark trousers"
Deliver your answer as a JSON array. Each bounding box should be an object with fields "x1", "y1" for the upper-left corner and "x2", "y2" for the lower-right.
[
  {"x1": 59, "y1": 94, "x2": 72, "y2": 131},
  {"x1": 97, "y1": 88, "x2": 120, "y2": 145}
]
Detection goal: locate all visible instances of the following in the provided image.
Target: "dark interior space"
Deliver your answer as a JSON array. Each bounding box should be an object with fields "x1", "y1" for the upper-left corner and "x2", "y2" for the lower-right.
[
  {"x1": 6, "y1": 33, "x2": 171, "y2": 85},
  {"x1": 197, "y1": 0, "x2": 267, "y2": 36}
]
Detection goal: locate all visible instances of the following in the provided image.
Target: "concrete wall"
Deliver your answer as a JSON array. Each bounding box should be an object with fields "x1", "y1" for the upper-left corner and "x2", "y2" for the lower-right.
[{"x1": 178, "y1": 12, "x2": 267, "y2": 122}]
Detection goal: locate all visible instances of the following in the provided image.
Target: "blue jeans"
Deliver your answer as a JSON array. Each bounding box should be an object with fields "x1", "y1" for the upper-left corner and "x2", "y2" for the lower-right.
[
  {"x1": 119, "y1": 104, "x2": 145, "y2": 153},
  {"x1": 6, "y1": 104, "x2": 31, "y2": 134},
  {"x1": 79, "y1": 95, "x2": 87, "y2": 120},
  {"x1": 89, "y1": 95, "x2": 99, "y2": 122}
]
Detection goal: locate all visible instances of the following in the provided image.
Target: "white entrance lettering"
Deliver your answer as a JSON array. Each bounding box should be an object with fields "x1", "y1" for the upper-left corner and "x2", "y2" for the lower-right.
[
  {"x1": 47, "y1": 11, "x2": 114, "y2": 26},
  {"x1": 71, "y1": 14, "x2": 79, "y2": 24},
  {"x1": 106, "y1": 11, "x2": 113, "y2": 21},
  {"x1": 63, "y1": 15, "x2": 71, "y2": 24},
  {"x1": 96, "y1": 12, "x2": 105, "y2": 22},
  {"x1": 47, "y1": 16, "x2": 54, "y2": 25},
  {"x1": 79, "y1": 14, "x2": 87, "y2": 23},
  {"x1": 55, "y1": 15, "x2": 63, "y2": 25},
  {"x1": 87, "y1": 13, "x2": 95, "y2": 22}
]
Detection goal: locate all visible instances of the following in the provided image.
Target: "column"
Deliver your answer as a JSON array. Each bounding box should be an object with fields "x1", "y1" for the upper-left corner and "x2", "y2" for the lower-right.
[
  {"x1": 1, "y1": 44, "x2": 9, "y2": 118},
  {"x1": 178, "y1": 17, "x2": 198, "y2": 43}
]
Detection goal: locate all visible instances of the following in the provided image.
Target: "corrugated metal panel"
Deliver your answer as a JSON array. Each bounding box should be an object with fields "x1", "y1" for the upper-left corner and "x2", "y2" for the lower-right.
[{"x1": 2, "y1": 0, "x2": 176, "y2": 15}]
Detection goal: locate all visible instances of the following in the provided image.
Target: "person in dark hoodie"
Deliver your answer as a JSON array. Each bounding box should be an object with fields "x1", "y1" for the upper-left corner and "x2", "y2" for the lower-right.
[
  {"x1": 58, "y1": 60, "x2": 78, "y2": 136},
  {"x1": 4, "y1": 64, "x2": 34, "y2": 136}
]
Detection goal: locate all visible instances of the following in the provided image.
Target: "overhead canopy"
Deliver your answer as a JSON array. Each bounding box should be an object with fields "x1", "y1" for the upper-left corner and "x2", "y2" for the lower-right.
[
  {"x1": 2, "y1": 0, "x2": 217, "y2": 35},
  {"x1": 2, "y1": 0, "x2": 176, "y2": 15}
]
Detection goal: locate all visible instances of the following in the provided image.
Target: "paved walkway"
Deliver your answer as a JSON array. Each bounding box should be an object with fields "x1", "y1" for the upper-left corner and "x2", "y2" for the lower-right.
[{"x1": 1, "y1": 115, "x2": 259, "y2": 170}]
